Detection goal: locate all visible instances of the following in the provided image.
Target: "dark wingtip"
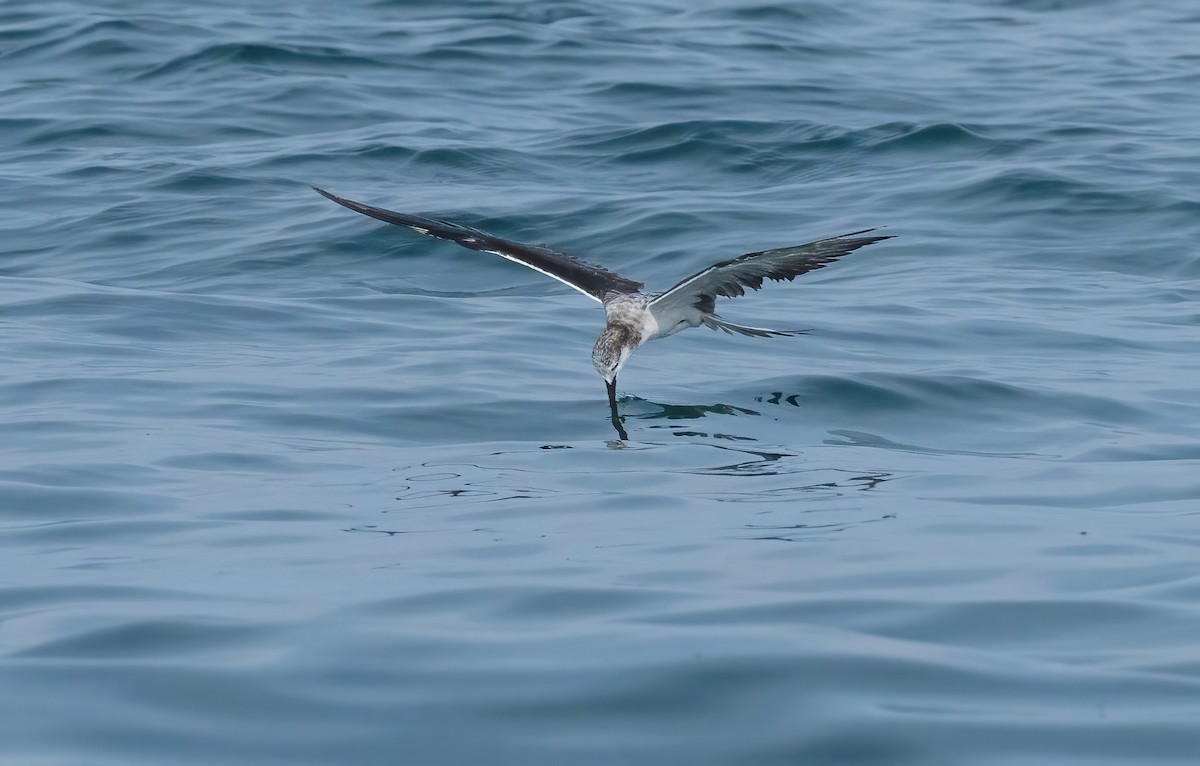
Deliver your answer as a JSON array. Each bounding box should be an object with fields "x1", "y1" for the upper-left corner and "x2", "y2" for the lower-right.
[
  {"x1": 835, "y1": 229, "x2": 895, "y2": 251},
  {"x1": 311, "y1": 186, "x2": 372, "y2": 217},
  {"x1": 832, "y1": 227, "x2": 895, "y2": 243}
]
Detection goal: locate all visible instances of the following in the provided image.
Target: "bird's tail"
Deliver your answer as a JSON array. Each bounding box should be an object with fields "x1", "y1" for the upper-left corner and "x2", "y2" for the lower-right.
[{"x1": 701, "y1": 314, "x2": 810, "y2": 337}]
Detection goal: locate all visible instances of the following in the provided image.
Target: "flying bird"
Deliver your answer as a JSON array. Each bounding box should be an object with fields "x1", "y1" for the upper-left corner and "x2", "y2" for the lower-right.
[{"x1": 313, "y1": 187, "x2": 890, "y2": 418}]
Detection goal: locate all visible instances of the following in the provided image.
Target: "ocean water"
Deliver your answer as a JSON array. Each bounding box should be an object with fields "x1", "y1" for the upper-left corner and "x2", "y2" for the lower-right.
[{"x1": 3, "y1": 0, "x2": 1200, "y2": 763}]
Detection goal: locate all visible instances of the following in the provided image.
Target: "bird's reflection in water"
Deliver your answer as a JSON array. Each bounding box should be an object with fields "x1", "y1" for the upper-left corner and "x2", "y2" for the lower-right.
[
  {"x1": 685, "y1": 443, "x2": 797, "y2": 475},
  {"x1": 604, "y1": 395, "x2": 896, "y2": 539},
  {"x1": 609, "y1": 412, "x2": 629, "y2": 441},
  {"x1": 608, "y1": 394, "x2": 761, "y2": 441},
  {"x1": 633, "y1": 400, "x2": 761, "y2": 420},
  {"x1": 741, "y1": 510, "x2": 895, "y2": 541}
]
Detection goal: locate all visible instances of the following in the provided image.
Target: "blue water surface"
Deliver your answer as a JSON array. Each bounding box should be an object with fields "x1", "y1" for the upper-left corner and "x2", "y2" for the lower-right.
[{"x1": 3, "y1": 0, "x2": 1200, "y2": 763}]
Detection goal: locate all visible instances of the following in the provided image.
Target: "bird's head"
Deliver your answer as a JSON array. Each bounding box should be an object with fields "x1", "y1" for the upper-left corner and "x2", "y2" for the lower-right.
[{"x1": 592, "y1": 322, "x2": 643, "y2": 411}]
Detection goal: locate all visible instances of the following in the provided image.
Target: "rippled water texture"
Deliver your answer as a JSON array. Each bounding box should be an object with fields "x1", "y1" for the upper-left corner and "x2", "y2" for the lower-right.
[{"x1": 3, "y1": 0, "x2": 1200, "y2": 763}]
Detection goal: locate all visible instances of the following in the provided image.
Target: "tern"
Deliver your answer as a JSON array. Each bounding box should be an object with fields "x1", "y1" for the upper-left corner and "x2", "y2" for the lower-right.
[{"x1": 314, "y1": 187, "x2": 890, "y2": 420}]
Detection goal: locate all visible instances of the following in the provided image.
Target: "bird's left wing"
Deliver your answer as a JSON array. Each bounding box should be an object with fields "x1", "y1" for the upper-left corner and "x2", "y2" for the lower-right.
[
  {"x1": 314, "y1": 187, "x2": 643, "y2": 302},
  {"x1": 649, "y1": 229, "x2": 891, "y2": 316}
]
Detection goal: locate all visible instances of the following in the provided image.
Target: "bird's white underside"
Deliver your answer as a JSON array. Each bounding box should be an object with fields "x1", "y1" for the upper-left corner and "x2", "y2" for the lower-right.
[{"x1": 485, "y1": 247, "x2": 604, "y2": 303}]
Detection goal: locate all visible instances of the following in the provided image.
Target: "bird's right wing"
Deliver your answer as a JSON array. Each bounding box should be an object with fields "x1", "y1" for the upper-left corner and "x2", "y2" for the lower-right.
[
  {"x1": 314, "y1": 187, "x2": 643, "y2": 302},
  {"x1": 650, "y1": 229, "x2": 891, "y2": 317}
]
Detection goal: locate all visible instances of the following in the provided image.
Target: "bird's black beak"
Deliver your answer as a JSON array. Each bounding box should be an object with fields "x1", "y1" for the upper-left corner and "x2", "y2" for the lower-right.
[{"x1": 605, "y1": 378, "x2": 628, "y2": 440}]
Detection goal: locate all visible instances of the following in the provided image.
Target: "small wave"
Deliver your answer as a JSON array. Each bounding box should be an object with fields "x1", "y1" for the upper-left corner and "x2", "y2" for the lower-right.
[
  {"x1": 689, "y1": 1, "x2": 853, "y2": 24},
  {"x1": 855, "y1": 121, "x2": 1034, "y2": 157},
  {"x1": 824, "y1": 430, "x2": 1046, "y2": 458},
  {"x1": 552, "y1": 119, "x2": 1031, "y2": 186},
  {"x1": 3, "y1": 18, "x2": 151, "y2": 62},
  {"x1": 137, "y1": 42, "x2": 380, "y2": 81},
  {"x1": 751, "y1": 371, "x2": 1153, "y2": 440},
  {"x1": 948, "y1": 166, "x2": 1158, "y2": 216}
]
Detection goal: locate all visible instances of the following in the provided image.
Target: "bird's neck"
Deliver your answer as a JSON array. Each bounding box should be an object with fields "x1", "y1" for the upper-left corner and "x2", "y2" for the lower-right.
[{"x1": 603, "y1": 294, "x2": 658, "y2": 341}]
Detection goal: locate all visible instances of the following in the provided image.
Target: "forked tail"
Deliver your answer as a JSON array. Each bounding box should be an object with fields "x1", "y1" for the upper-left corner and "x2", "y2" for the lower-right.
[{"x1": 700, "y1": 314, "x2": 810, "y2": 337}]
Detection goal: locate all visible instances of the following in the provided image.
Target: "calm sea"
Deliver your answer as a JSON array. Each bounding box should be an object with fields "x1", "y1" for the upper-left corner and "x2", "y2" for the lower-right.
[{"x1": 3, "y1": 0, "x2": 1200, "y2": 763}]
